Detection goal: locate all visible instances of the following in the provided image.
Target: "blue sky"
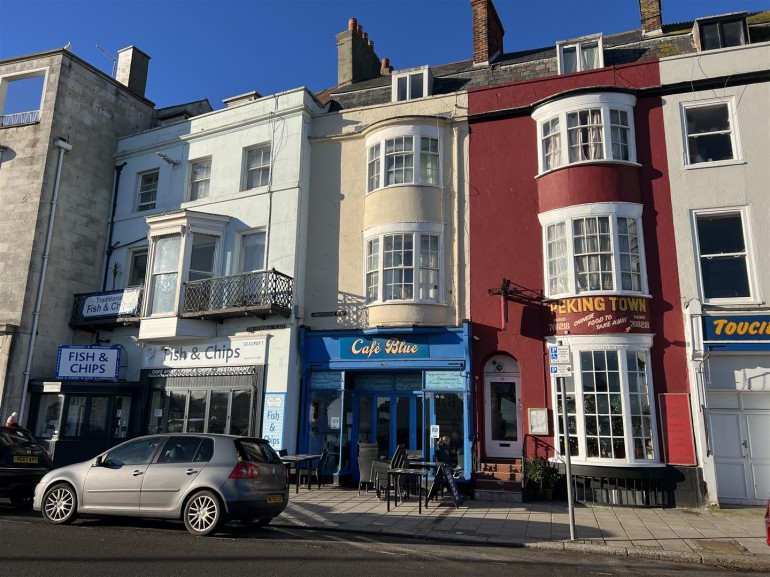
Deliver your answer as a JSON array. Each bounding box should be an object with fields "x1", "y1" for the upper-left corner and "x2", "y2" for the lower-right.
[{"x1": 1, "y1": 0, "x2": 767, "y2": 110}]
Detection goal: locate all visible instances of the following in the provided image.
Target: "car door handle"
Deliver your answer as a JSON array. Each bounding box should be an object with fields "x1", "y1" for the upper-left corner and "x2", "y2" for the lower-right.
[
  {"x1": 186, "y1": 469, "x2": 198, "y2": 475},
  {"x1": 132, "y1": 470, "x2": 144, "y2": 477}
]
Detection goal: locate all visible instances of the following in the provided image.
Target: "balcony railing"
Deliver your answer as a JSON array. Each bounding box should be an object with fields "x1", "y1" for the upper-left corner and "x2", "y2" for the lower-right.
[
  {"x1": 70, "y1": 287, "x2": 143, "y2": 330},
  {"x1": 1, "y1": 110, "x2": 41, "y2": 127},
  {"x1": 181, "y1": 269, "x2": 293, "y2": 320}
]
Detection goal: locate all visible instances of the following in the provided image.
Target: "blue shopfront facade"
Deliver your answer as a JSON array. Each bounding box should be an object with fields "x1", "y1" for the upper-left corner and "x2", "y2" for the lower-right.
[{"x1": 300, "y1": 323, "x2": 473, "y2": 484}]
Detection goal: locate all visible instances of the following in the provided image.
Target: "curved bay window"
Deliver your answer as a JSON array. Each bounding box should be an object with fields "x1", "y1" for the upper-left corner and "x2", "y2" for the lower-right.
[
  {"x1": 533, "y1": 92, "x2": 637, "y2": 174},
  {"x1": 365, "y1": 125, "x2": 443, "y2": 193},
  {"x1": 540, "y1": 203, "x2": 646, "y2": 299},
  {"x1": 553, "y1": 339, "x2": 658, "y2": 465}
]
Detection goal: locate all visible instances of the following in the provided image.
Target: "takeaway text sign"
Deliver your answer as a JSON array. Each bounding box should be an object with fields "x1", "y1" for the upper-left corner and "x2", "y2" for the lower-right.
[{"x1": 546, "y1": 295, "x2": 651, "y2": 336}]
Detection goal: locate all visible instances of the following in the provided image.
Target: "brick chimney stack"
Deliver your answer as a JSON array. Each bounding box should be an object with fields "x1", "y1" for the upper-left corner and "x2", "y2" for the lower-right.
[
  {"x1": 115, "y1": 46, "x2": 150, "y2": 98},
  {"x1": 471, "y1": 0, "x2": 505, "y2": 66},
  {"x1": 639, "y1": 0, "x2": 663, "y2": 37},
  {"x1": 336, "y1": 18, "x2": 384, "y2": 86}
]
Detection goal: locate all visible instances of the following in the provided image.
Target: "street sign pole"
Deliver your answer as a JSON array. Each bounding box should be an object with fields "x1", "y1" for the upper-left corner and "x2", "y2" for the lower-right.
[{"x1": 559, "y1": 376, "x2": 577, "y2": 541}]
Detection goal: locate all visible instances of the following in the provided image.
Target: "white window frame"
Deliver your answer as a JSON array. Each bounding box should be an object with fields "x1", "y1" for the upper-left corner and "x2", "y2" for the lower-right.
[
  {"x1": 680, "y1": 98, "x2": 742, "y2": 168},
  {"x1": 551, "y1": 334, "x2": 660, "y2": 466},
  {"x1": 692, "y1": 206, "x2": 758, "y2": 305},
  {"x1": 243, "y1": 145, "x2": 270, "y2": 190},
  {"x1": 363, "y1": 223, "x2": 443, "y2": 305},
  {"x1": 136, "y1": 170, "x2": 159, "y2": 212},
  {"x1": 365, "y1": 125, "x2": 443, "y2": 193},
  {"x1": 557, "y1": 35, "x2": 603, "y2": 74},
  {"x1": 188, "y1": 157, "x2": 212, "y2": 201},
  {"x1": 539, "y1": 203, "x2": 648, "y2": 299},
  {"x1": 532, "y1": 93, "x2": 637, "y2": 175},
  {"x1": 236, "y1": 229, "x2": 267, "y2": 274},
  {"x1": 391, "y1": 66, "x2": 433, "y2": 102},
  {"x1": 143, "y1": 212, "x2": 228, "y2": 317}
]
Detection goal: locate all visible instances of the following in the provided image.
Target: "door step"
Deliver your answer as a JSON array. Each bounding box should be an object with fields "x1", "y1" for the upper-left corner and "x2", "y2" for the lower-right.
[{"x1": 474, "y1": 459, "x2": 524, "y2": 501}]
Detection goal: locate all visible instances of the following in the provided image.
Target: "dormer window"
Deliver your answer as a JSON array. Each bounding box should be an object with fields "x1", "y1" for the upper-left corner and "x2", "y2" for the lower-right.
[
  {"x1": 392, "y1": 66, "x2": 433, "y2": 102},
  {"x1": 557, "y1": 35, "x2": 603, "y2": 74},
  {"x1": 696, "y1": 14, "x2": 748, "y2": 51}
]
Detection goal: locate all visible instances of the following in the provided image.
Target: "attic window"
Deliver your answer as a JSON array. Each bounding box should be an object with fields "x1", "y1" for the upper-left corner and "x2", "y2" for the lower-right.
[
  {"x1": 392, "y1": 66, "x2": 433, "y2": 102},
  {"x1": 557, "y1": 35, "x2": 603, "y2": 74},
  {"x1": 697, "y1": 15, "x2": 748, "y2": 51}
]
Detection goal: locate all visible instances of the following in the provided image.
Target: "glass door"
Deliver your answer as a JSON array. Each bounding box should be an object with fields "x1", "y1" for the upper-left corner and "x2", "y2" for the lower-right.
[
  {"x1": 367, "y1": 394, "x2": 422, "y2": 460},
  {"x1": 484, "y1": 377, "x2": 522, "y2": 458}
]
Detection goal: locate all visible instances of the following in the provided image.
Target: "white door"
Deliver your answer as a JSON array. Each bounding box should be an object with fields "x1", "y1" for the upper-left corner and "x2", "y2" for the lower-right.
[
  {"x1": 709, "y1": 409, "x2": 770, "y2": 506},
  {"x1": 483, "y1": 356, "x2": 522, "y2": 459}
]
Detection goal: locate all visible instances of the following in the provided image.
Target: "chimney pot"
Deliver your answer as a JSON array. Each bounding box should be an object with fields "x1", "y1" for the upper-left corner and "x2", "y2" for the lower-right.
[
  {"x1": 357, "y1": 24, "x2": 363, "y2": 35},
  {"x1": 348, "y1": 17, "x2": 357, "y2": 31},
  {"x1": 369, "y1": 40, "x2": 374, "y2": 49}
]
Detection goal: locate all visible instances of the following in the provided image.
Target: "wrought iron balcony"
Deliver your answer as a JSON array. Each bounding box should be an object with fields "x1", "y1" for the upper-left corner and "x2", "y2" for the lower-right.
[
  {"x1": 70, "y1": 287, "x2": 143, "y2": 330},
  {"x1": 181, "y1": 269, "x2": 293, "y2": 320}
]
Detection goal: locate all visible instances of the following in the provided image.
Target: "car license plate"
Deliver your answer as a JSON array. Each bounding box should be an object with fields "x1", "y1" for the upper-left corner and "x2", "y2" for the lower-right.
[
  {"x1": 13, "y1": 455, "x2": 38, "y2": 464},
  {"x1": 267, "y1": 494, "x2": 283, "y2": 504}
]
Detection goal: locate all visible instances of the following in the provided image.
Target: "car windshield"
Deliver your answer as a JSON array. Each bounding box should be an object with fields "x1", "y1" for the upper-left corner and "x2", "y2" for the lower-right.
[
  {"x1": 235, "y1": 439, "x2": 282, "y2": 464},
  {"x1": 0, "y1": 428, "x2": 38, "y2": 447}
]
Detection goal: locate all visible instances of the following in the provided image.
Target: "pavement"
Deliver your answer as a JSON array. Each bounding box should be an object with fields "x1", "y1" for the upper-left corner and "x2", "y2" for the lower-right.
[{"x1": 274, "y1": 485, "x2": 770, "y2": 572}]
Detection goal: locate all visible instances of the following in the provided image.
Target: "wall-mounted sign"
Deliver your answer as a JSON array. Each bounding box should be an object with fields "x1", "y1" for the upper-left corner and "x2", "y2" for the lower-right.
[
  {"x1": 528, "y1": 408, "x2": 549, "y2": 435},
  {"x1": 340, "y1": 336, "x2": 428, "y2": 360},
  {"x1": 311, "y1": 311, "x2": 347, "y2": 318},
  {"x1": 545, "y1": 296, "x2": 651, "y2": 336},
  {"x1": 425, "y1": 371, "x2": 464, "y2": 390},
  {"x1": 703, "y1": 314, "x2": 770, "y2": 341},
  {"x1": 311, "y1": 371, "x2": 344, "y2": 390},
  {"x1": 80, "y1": 288, "x2": 141, "y2": 319},
  {"x1": 143, "y1": 337, "x2": 265, "y2": 369},
  {"x1": 549, "y1": 365, "x2": 573, "y2": 377},
  {"x1": 55, "y1": 345, "x2": 121, "y2": 381},
  {"x1": 261, "y1": 393, "x2": 285, "y2": 450}
]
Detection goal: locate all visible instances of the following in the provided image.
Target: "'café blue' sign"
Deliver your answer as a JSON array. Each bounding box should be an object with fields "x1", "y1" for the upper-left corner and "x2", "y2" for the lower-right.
[{"x1": 340, "y1": 336, "x2": 429, "y2": 360}]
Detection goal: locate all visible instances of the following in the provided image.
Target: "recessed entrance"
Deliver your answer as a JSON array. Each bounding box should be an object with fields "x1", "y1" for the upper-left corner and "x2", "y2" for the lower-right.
[{"x1": 484, "y1": 356, "x2": 522, "y2": 459}]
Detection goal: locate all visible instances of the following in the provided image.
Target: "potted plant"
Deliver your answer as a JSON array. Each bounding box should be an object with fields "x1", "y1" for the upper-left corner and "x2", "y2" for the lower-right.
[{"x1": 525, "y1": 456, "x2": 561, "y2": 500}]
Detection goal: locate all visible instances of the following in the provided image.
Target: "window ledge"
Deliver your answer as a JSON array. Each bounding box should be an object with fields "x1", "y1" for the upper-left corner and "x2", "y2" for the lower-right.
[
  {"x1": 562, "y1": 459, "x2": 663, "y2": 468},
  {"x1": 702, "y1": 297, "x2": 762, "y2": 307},
  {"x1": 685, "y1": 159, "x2": 746, "y2": 170},
  {"x1": 365, "y1": 301, "x2": 447, "y2": 308},
  {"x1": 366, "y1": 182, "x2": 441, "y2": 195},
  {"x1": 546, "y1": 291, "x2": 651, "y2": 300},
  {"x1": 536, "y1": 159, "x2": 641, "y2": 179}
]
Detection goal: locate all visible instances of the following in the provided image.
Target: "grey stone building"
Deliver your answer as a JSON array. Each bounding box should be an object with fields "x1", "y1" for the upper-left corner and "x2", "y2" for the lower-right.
[{"x1": 0, "y1": 46, "x2": 157, "y2": 426}]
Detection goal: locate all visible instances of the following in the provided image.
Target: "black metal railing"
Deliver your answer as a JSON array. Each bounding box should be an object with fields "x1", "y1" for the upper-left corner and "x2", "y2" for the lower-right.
[
  {"x1": 573, "y1": 475, "x2": 670, "y2": 507},
  {"x1": 182, "y1": 268, "x2": 293, "y2": 318},
  {"x1": 70, "y1": 286, "x2": 143, "y2": 329}
]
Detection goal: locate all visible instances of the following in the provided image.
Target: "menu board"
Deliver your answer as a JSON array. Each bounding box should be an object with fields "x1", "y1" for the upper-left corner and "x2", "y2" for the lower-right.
[{"x1": 426, "y1": 464, "x2": 463, "y2": 507}]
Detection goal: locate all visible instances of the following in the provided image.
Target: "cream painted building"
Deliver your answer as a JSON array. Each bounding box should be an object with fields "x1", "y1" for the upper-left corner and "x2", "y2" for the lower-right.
[{"x1": 660, "y1": 14, "x2": 770, "y2": 506}]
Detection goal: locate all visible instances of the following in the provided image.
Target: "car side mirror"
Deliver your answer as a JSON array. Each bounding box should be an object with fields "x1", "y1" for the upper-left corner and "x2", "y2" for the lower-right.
[{"x1": 93, "y1": 455, "x2": 104, "y2": 467}]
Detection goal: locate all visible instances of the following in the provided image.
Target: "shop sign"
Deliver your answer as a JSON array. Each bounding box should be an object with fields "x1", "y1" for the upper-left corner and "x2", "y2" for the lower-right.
[
  {"x1": 703, "y1": 314, "x2": 770, "y2": 341},
  {"x1": 311, "y1": 372, "x2": 344, "y2": 390},
  {"x1": 425, "y1": 371, "x2": 464, "y2": 390},
  {"x1": 55, "y1": 345, "x2": 121, "y2": 381},
  {"x1": 81, "y1": 288, "x2": 140, "y2": 318},
  {"x1": 340, "y1": 336, "x2": 428, "y2": 360},
  {"x1": 261, "y1": 394, "x2": 284, "y2": 450},
  {"x1": 546, "y1": 295, "x2": 651, "y2": 336},
  {"x1": 143, "y1": 337, "x2": 265, "y2": 369}
]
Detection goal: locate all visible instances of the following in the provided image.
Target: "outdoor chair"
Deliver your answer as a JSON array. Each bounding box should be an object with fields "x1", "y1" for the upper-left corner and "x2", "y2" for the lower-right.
[{"x1": 298, "y1": 449, "x2": 329, "y2": 489}]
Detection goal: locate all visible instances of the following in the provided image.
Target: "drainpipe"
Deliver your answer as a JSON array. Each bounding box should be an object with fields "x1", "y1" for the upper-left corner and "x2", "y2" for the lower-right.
[
  {"x1": 18, "y1": 138, "x2": 72, "y2": 422},
  {"x1": 452, "y1": 126, "x2": 462, "y2": 327},
  {"x1": 102, "y1": 162, "x2": 127, "y2": 291}
]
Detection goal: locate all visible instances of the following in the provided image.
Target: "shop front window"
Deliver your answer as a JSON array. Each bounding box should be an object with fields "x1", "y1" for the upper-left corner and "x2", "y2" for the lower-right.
[
  {"x1": 34, "y1": 394, "x2": 63, "y2": 439},
  {"x1": 432, "y1": 393, "x2": 464, "y2": 466}
]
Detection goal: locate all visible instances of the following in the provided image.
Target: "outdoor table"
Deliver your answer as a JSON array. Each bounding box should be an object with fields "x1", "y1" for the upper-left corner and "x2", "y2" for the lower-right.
[
  {"x1": 281, "y1": 454, "x2": 322, "y2": 494},
  {"x1": 385, "y1": 468, "x2": 429, "y2": 514}
]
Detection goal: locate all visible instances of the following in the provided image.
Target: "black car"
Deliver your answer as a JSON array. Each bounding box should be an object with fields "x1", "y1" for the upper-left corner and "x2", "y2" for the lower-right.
[{"x1": 0, "y1": 426, "x2": 53, "y2": 509}]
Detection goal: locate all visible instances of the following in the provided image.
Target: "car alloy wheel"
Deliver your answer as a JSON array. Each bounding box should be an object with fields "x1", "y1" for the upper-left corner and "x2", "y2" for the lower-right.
[
  {"x1": 42, "y1": 483, "x2": 78, "y2": 524},
  {"x1": 183, "y1": 490, "x2": 221, "y2": 536}
]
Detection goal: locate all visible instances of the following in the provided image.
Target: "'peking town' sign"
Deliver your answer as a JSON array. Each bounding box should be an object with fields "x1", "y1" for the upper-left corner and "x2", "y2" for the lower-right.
[{"x1": 545, "y1": 295, "x2": 651, "y2": 336}]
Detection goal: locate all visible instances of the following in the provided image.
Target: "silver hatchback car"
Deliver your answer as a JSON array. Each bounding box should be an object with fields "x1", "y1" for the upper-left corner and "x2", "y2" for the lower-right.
[{"x1": 32, "y1": 434, "x2": 288, "y2": 536}]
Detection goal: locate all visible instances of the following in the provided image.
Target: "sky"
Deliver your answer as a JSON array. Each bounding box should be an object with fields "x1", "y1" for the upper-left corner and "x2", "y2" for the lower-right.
[{"x1": 1, "y1": 0, "x2": 768, "y2": 110}]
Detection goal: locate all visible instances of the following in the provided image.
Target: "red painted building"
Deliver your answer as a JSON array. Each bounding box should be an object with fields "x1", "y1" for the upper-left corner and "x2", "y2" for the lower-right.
[{"x1": 467, "y1": 0, "x2": 701, "y2": 506}]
